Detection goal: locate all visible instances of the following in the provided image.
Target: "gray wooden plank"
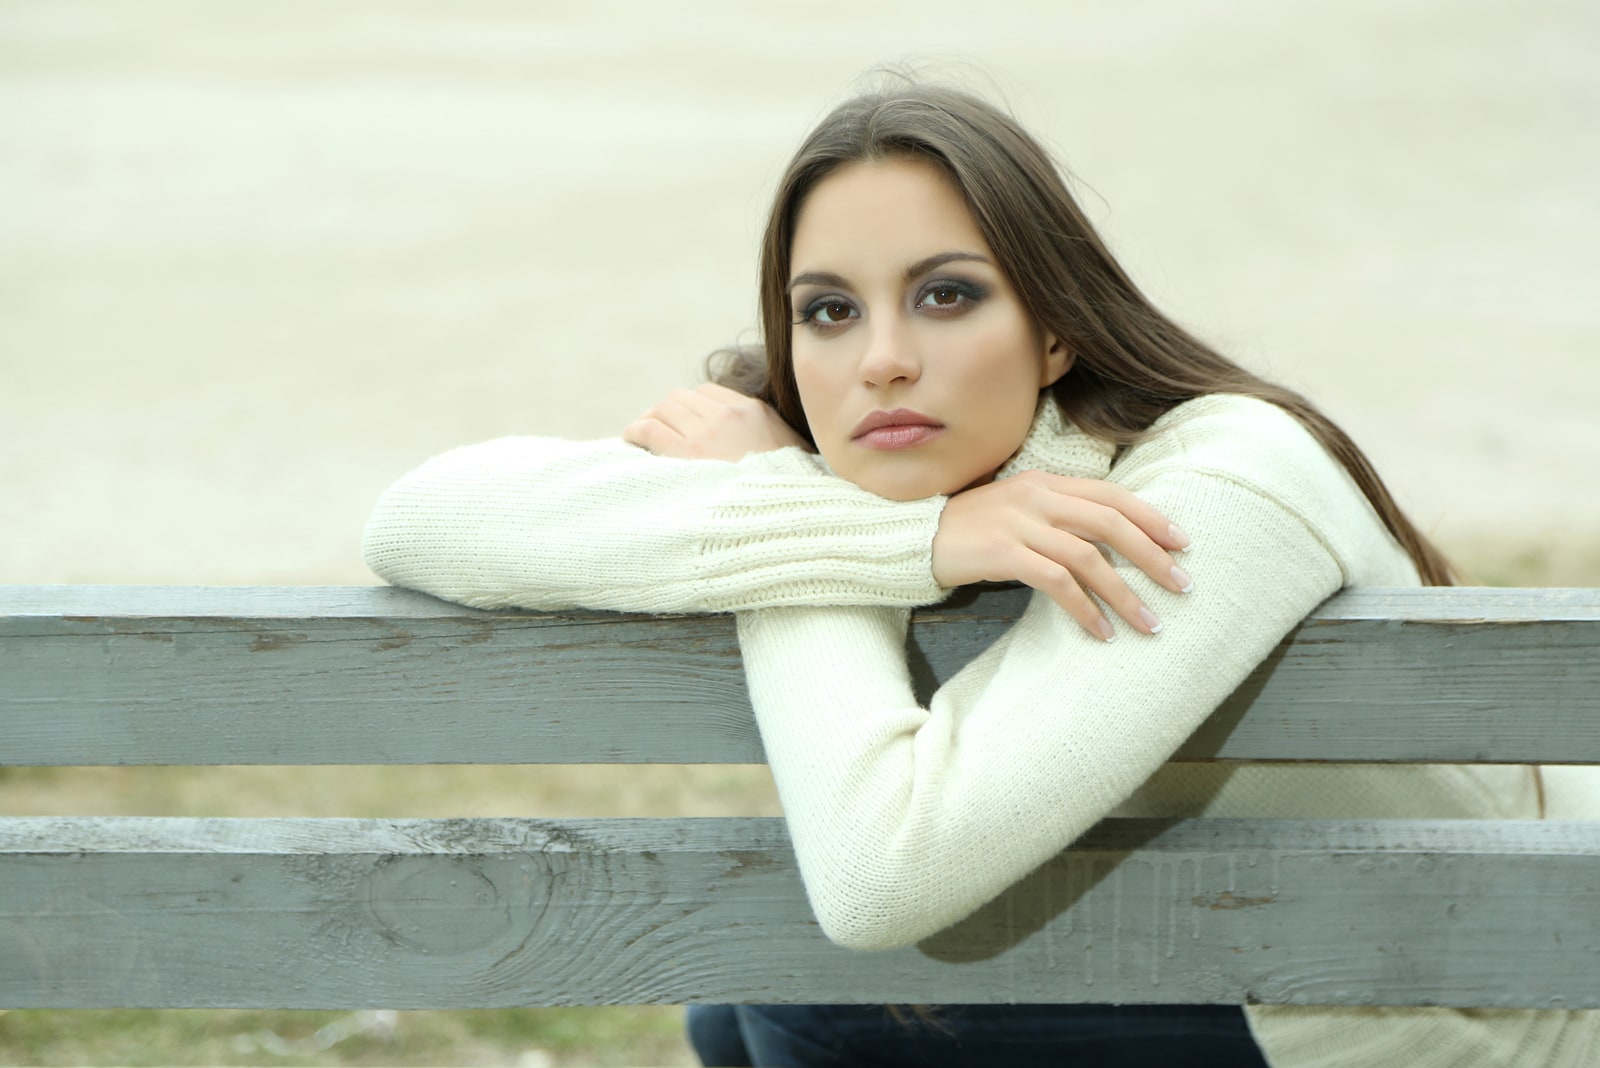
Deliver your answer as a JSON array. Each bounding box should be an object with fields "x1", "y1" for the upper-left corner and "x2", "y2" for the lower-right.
[
  {"x1": 3, "y1": 585, "x2": 1599, "y2": 766},
  {"x1": 4, "y1": 583, "x2": 1599, "y2": 622},
  {"x1": 0, "y1": 584, "x2": 481, "y2": 620},
  {"x1": 2, "y1": 816, "x2": 1596, "y2": 1010}
]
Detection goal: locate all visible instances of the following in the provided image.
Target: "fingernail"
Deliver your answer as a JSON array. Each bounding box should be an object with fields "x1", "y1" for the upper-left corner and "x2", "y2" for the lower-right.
[
  {"x1": 1139, "y1": 606, "x2": 1163, "y2": 634},
  {"x1": 1169, "y1": 524, "x2": 1190, "y2": 551},
  {"x1": 1096, "y1": 616, "x2": 1115, "y2": 642},
  {"x1": 1171, "y1": 565, "x2": 1194, "y2": 593}
]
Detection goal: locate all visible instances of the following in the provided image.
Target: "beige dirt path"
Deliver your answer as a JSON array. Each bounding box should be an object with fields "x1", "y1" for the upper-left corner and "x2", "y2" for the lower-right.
[{"x1": 2, "y1": 1, "x2": 1596, "y2": 585}]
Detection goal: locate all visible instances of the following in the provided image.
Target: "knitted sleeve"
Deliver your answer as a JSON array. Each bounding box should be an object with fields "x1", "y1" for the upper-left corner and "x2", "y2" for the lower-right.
[
  {"x1": 361, "y1": 436, "x2": 947, "y2": 613},
  {"x1": 734, "y1": 466, "x2": 1344, "y2": 951}
]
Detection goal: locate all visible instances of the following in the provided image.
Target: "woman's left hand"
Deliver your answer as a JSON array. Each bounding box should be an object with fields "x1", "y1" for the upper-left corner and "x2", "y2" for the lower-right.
[
  {"x1": 931, "y1": 470, "x2": 1192, "y2": 640},
  {"x1": 623, "y1": 384, "x2": 809, "y2": 461}
]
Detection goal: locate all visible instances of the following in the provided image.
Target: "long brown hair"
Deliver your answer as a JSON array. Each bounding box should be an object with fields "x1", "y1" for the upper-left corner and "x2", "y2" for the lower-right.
[{"x1": 712, "y1": 82, "x2": 1453, "y2": 585}]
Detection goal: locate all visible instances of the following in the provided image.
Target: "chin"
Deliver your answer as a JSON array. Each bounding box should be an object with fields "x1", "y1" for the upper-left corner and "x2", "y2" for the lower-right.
[
  {"x1": 867, "y1": 483, "x2": 941, "y2": 502},
  {"x1": 829, "y1": 447, "x2": 988, "y2": 501},
  {"x1": 848, "y1": 468, "x2": 969, "y2": 502}
]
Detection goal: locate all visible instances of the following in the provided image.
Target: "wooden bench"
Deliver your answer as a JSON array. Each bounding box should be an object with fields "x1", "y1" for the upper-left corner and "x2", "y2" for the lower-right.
[{"x1": 2, "y1": 584, "x2": 1597, "y2": 1011}]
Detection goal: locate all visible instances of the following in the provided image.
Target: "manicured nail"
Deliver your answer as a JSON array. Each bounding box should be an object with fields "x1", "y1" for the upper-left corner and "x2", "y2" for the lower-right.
[
  {"x1": 1139, "y1": 606, "x2": 1163, "y2": 634},
  {"x1": 1169, "y1": 524, "x2": 1190, "y2": 551},
  {"x1": 1171, "y1": 565, "x2": 1194, "y2": 593},
  {"x1": 1096, "y1": 616, "x2": 1115, "y2": 642}
]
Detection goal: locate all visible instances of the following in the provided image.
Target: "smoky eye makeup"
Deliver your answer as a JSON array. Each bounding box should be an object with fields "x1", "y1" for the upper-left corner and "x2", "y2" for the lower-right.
[
  {"x1": 789, "y1": 267, "x2": 992, "y2": 331},
  {"x1": 792, "y1": 294, "x2": 858, "y2": 329},
  {"x1": 915, "y1": 277, "x2": 988, "y2": 311}
]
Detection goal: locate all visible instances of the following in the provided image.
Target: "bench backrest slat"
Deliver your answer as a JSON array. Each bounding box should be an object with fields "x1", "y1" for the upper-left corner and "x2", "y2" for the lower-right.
[
  {"x1": 2, "y1": 814, "x2": 1595, "y2": 1010},
  {"x1": 4, "y1": 585, "x2": 1598, "y2": 1011},
  {"x1": 3, "y1": 585, "x2": 1599, "y2": 767}
]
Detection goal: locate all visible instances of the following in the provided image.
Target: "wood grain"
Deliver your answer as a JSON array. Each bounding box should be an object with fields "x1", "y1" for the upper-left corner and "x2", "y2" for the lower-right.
[
  {"x1": 3, "y1": 585, "x2": 1598, "y2": 766},
  {"x1": 3, "y1": 815, "x2": 1595, "y2": 1009},
  {"x1": 5, "y1": 584, "x2": 1597, "y2": 1010}
]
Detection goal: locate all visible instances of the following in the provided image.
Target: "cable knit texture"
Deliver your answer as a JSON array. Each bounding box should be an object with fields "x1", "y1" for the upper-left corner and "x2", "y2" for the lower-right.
[
  {"x1": 363, "y1": 436, "x2": 945, "y2": 612},
  {"x1": 363, "y1": 394, "x2": 1596, "y2": 1068}
]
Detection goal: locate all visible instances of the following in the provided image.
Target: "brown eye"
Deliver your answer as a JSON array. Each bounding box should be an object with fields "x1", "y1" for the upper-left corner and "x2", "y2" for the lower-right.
[
  {"x1": 918, "y1": 283, "x2": 981, "y2": 311},
  {"x1": 798, "y1": 298, "x2": 858, "y2": 329}
]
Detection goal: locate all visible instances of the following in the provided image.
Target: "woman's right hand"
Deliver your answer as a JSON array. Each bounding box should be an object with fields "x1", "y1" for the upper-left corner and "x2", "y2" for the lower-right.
[
  {"x1": 622, "y1": 384, "x2": 809, "y2": 462},
  {"x1": 930, "y1": 470, "x2": 1193, "y2": 640}
]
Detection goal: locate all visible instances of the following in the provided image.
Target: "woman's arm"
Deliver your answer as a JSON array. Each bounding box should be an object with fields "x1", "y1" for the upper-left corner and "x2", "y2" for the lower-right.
[
  {"x1": 364, "y1": 388, "x2": 1190, "y2": 621},
  {"x1": 361, "y1": 436, "x2": 948, "y2": 613},
  {"x1": 735, "y1": 403, "x2": 1375, "y2": 950}
]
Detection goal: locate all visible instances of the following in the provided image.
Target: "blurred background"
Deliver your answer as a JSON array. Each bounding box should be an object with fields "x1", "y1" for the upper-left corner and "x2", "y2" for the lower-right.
[
  {"x1": 4, "y1": 0, "x2": 1598, "y2": 588},
  {"x1": 2, "y1": 0, "x2": 1595, "y2": 1064}
]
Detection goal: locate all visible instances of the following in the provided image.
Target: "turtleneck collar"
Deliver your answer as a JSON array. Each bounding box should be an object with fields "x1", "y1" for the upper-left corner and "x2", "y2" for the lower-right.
[{"x1": 996, "y1": 394, "x2": 1117, "y2": 483}]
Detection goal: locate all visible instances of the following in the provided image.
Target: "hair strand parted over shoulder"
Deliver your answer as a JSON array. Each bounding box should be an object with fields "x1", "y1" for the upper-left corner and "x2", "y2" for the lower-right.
[{"x1": 710, "y1": 81, "x2": 1453, "y2": 586}]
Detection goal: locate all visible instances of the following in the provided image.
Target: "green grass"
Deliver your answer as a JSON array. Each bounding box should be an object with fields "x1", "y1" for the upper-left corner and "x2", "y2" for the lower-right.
[
  {"x1": 3, "y1": 540, "x2": 1595, "y2": 1066},
  {"x1": 0, "y1": 1006, "x2": 694, "y2": 1066}
]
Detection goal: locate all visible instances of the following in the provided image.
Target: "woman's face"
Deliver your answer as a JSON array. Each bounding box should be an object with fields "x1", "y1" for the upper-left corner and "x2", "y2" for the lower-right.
[{"x1": 787, "y1": 157, "x2": 1072, "y2": 501}]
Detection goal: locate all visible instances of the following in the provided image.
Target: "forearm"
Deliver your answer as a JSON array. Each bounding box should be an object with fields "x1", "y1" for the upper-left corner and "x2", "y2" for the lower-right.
[
  {"x1": 361, "y1": 435, "x2": 949, "y2": 613},
  {"x1": 736, "y1": 475, "x2": 1343, "y2": 951}
]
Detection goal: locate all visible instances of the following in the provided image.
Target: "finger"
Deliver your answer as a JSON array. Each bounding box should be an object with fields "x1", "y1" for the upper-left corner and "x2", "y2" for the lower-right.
[
  {"x1": 668, "y1": 387, "x2": 723, "y2": 418},
  {"x1": 695, "y1": 382, "x2": 753, "y2": 403},
  {"x1": 648, "y1": 394, "x2": 705, "y2": 432},
  {"x1": 1016, "y1": 549, "x2": 1117, "y2": 642},
  {"x1": 1089, "y1": 481, "x2": 1192, "y2": 552},
  {"x1": 621, "y1": 418, "x2": 682, "y2": 455},
  {"x1": 691, "y1": 383, "x2": 771, "y2": 426},
  {"x1": 1045, "y1": 497, "x2": 1193, "y2": 596},
  {"x1": 1024, "y1": 472, "x2": 1190, "y2": 552},
  {"x1": 1028, "y1": 529, "x2": 1164, "y2": 635}
]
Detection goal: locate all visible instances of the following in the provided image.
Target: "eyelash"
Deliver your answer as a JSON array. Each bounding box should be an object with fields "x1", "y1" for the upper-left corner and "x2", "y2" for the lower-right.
[
  {"x1": 793, "y1": 298, "x2": 856, "y2": 331},
  {"x1": 916, "y1": 279, "x2": 987, "y2": 312},
  {"x1": 793, "y1": 279, "x2": 988, "y2": 333}
]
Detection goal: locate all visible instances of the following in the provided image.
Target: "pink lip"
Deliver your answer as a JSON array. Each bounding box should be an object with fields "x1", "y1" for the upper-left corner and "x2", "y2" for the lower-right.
[{"x1": 851, "y1": 409, "x2": 945, "y2": 451}]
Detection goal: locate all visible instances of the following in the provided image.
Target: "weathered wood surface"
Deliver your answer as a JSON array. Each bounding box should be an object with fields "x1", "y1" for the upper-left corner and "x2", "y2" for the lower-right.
[
  {"x1": 3, "y1": 585, "x2": 1599, "y2": 766},
  {"x1": 2, "y1": 816, "x2": 1595, "y2": 1010}
]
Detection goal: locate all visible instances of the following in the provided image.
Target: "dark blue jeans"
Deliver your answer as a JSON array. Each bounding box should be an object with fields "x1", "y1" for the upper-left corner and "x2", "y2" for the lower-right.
[{"x1": 686, "y1": 1003, "x2": 1268, "y2": 1067}]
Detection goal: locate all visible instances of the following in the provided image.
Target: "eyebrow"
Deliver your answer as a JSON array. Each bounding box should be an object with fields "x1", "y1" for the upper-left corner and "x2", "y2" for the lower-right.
[{"x1": 786, "y1": 250, "x2": 992, "y2": 294}]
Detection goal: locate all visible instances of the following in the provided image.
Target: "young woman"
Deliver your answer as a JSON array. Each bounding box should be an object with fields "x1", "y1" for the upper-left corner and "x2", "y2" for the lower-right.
[{"x1": 363, "y1": 84, "x2": 1592, "y2": 1067}]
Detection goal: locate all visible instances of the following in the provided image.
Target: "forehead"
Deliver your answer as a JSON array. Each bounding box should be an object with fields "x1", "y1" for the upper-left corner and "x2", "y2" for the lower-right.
[{"x1": 790, "y1": 157, "x2": 991, "y2": 272}]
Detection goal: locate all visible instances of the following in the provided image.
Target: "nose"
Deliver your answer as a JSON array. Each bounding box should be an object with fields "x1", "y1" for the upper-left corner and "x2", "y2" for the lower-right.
[{"x1": 858, "y1": 314, "x2": 922, "y2": 389}]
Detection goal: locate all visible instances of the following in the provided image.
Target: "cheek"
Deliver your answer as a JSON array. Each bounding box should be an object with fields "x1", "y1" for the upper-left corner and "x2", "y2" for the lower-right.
[
  {"x1": 791, "y1": 353, "x2": 841, "y2": 432},
  {"x1": 959, "y1": 329, "x2": 1045, "y2": 402},
  {"x1": 959, "y1": 333, "x2": 1047, "y2": 451}
]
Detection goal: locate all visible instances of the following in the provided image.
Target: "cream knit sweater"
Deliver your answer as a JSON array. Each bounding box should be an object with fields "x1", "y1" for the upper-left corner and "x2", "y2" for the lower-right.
[{"x1": 363, "y1": 393, "x2": 1596, "y2": 1068}]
